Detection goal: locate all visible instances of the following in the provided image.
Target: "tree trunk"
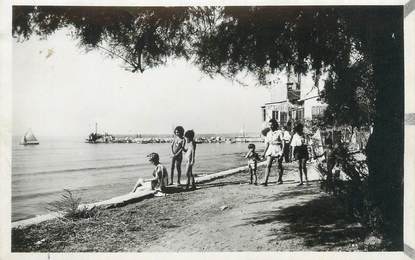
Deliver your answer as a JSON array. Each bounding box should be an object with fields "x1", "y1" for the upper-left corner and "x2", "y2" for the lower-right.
[{"x1": 366, "y1": 7, "x2": 404, "y2": 248}]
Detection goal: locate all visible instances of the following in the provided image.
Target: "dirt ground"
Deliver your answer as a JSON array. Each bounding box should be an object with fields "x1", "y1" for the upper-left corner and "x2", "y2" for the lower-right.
[{"x1": 12, "y1": 163, "x2": 367, "y2": 252}]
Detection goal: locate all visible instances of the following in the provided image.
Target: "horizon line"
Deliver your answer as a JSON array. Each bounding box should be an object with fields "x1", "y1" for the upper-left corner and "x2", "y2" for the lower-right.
[{"x1": 12, "y1": 131, "x2": 262, "y2": 137}]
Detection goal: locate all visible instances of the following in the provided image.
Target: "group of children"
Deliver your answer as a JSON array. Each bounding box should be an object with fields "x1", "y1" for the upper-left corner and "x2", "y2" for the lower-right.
[
  {"x1": 132, "y1": 119, "x2": 338, "y2": 194},
  {"x1": 131, "y1": 126, "x2": 197, "y2": 194},
  {"x1": 244, "y1": 119, "x2": 312, "y2": 187},
  {"x1": 170, "y1": 126, "x2": 196, "y2": 190}
]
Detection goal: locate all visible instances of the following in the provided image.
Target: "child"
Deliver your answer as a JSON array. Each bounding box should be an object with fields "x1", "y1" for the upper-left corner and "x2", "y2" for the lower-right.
[
  {"x1": 314, "y1": 138, "x2": 340, "y2": 193},
  {"x1": 325, "y1": 141, "x2": 341, "y2": 194},
  {"x1": 132, "y1": 152, "x2": 168, "y2": 193},
  {"x1": 291, "y1": 123, "x2": 309, "y2": 186},
  {"x1": 182, "y1": 130, "x2": 196, "y2": 190},
  {"x1": 282, "y1": 125, "x2": 292, "y2": 163},
  {"x1": 170, "y1": 126, "x2": 185, "y2": 185},
  {"x1": 245, "y1": 143, "x2": 260, "y2": 185}
]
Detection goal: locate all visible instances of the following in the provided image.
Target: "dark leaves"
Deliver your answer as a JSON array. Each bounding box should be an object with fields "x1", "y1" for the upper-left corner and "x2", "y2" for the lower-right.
[{"x1": 13, "y1": 6, "x2": 191, "y2": 72}]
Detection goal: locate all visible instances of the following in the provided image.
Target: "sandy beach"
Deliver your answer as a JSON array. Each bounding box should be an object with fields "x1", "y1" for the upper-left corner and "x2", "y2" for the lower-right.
[{"x1": 12, "y1": 162, "x2": 374, "y2": 252}]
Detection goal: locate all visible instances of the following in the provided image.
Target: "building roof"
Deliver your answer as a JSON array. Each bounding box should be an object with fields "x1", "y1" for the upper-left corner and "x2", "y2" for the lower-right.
[
  {"x1": 263, "y1": 100, "x2": 302, "y2": 112},
  {"x1": 298, "y1": 95, "x2": 321, "y2": 102}
]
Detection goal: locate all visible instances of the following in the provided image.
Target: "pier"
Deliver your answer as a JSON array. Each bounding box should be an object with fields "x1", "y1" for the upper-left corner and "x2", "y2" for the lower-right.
[{"x1": 86, "y1": 135, "x2": 264, "y2": 144}]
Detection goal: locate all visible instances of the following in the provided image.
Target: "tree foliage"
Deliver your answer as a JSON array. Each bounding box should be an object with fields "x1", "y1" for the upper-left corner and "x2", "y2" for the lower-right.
[
  {"x1": 14, "y1": 6, "x2": 192, "y2": 72},
  {"x1": 13, "y1": 6, "x2": 355, "y2": 78},
  {"x1": 322, "y1": 58, "x2": 376, "y2": 127}
]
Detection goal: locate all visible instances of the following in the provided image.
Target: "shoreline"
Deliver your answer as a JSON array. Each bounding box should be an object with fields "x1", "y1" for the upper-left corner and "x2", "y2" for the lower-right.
[
  {"x1": 12, "y1": 141, "x2": 256, "y2": 223},
  {"x1": 12, "y1": 162, "x2": 377, "y2": 252},
  {"x1": 12, "y1": 162, "x2": 268, "y2": 229}
]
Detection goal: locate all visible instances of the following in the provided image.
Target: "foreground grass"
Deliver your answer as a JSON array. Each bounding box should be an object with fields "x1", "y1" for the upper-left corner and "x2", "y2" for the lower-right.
[{"x1": 12, "y1": 189, "x2": 205, "y2": 252}]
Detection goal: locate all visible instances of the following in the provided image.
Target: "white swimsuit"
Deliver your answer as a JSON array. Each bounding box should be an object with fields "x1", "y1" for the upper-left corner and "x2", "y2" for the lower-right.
[{"x1": 265, "y1": 130, "x2": 283, "y2": 157}]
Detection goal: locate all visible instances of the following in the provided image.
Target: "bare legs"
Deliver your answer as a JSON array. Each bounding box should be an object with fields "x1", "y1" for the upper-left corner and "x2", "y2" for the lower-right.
[
  {"x1": 277, "y1": 156, "x2": 284, "y2": 183},
  {"x1": 262, "y1": 156, "x2": 283, "y2": 186},
  {"x1": 297, "y1": 158, "x2": 308, "y2": 185},
  {"x1": 170, "y1": 158, "x2": 175, "y2": 185},
  {"x1": 262, "y1": 156, "x2": 272, "y2": 186},
  {"x1": 170, "y1": 157, "x2": 182, "y2": 185},
  {"x1": 249, "y1": 165, "x2": 258, "y2": 185},
  {"x1": 185, "y1": 164, "x2": 195, "y2": 190}
]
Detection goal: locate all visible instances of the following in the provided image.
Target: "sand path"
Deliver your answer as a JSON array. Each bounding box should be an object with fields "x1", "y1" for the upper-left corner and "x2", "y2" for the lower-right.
[{"x1": 142, "y1": 163, "x2": 361, "y2": 251}]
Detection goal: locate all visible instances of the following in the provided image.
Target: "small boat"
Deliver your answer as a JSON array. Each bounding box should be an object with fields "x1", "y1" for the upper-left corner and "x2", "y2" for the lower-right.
[
  {"x1": 20, "y1": 129, "x2": 39, "y2": 145},
  {"x1": 85, "y1": 132, "x2": 104, "y2": 143},
  {"x1": 85, "y1": 122, "x2": 114, "y2": 143}
]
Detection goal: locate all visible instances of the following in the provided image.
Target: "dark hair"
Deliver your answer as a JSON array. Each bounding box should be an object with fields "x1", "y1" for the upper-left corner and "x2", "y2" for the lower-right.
[
  {"x1": 146, "y1": 152, "x2": 159, "y2": 162},
  {"x1": 184, "y1": 130, "x2": 195, "y2": 140},
  {"x1": 174, "y1": 126, "x2": 184, "y2": 136},
  {"x1": 294, "y1": 123, "x2": 304, "y2": 135},
  {"x1": 261, "y1": 127, "x2": 270, "y2": 137},
  {"x1": 268, "y1": 118, "x2": 279, "y2": 128},
  {"x1": 248, "y1": 143, "x2": 255, "y2": 150}
]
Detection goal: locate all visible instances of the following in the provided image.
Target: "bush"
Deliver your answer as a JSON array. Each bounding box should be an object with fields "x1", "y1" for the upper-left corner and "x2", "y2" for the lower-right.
[
  {"x1": 316, "y1": 144, "x2": 384, "y2": 240},
  {"x1": 47, "y1": 189, "x2": 98, "y2": 220}
]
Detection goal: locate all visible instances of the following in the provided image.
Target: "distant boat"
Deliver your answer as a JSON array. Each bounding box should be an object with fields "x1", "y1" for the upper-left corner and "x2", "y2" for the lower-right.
[
  {"x1": 86, "y1": 132, "x2": 104, "y2": 143},
  {"x1": 85, "y1": 122, "x2": 113, "y2": 143},
  {"x1": 20, "y1": 129, "x2": 39, "y2": 145},
  {"x1": 240, "y1": 125, "x2": 246, "y2": 138}
]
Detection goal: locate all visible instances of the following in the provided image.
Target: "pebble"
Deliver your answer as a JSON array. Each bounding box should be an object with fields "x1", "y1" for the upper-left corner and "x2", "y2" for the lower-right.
[
  {"x1": 35, "y1": 238, "x2": 46, "y2": 245},
  {"x1": 220, "y1": 205, "x2": 229, "y2": 211}
]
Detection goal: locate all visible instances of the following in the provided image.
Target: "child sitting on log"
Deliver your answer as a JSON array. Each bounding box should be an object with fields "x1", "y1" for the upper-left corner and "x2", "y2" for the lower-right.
[{"x1": 132, "y1": 152, "x2": 168, "y2": 193}]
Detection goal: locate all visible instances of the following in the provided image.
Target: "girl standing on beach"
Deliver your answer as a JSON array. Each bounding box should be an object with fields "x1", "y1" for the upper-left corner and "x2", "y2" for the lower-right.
[
  {"x1": 261, "y1": 119, "x2": 285, "y2": 186},
  {"x1": 170, "y1": 126, "x2": 185, "y2": 185},
  {"x1": 182, "y1": 130, "x2": 196, "y2": 190},
  {"x1": 291, "y1": 123, "x2": 309, "y2": 186}
]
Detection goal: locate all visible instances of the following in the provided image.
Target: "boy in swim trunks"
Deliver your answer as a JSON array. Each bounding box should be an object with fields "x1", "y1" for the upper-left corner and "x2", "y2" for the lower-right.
[{"x1": 245, "y1": 143, "x2": 261, "y2": 185}]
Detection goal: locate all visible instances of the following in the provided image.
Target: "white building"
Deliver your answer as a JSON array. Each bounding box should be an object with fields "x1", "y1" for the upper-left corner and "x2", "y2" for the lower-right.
[{"x1": 261, "y1": 71, "x2": 327, "y2": 128}]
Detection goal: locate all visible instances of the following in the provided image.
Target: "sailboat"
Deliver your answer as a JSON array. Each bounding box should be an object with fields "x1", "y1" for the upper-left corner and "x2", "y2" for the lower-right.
[
  {"x1": 240, "y1": 125, "x2": 247, "y2": 143},
  {"x1": 20, "y1": 129, "x2": 40, "y2": 145}
]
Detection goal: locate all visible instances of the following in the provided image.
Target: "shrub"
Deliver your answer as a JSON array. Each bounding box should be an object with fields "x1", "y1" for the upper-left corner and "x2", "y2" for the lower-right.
[
  {"x1": 47, "y1": 189, "x2": 98, "y2": 220},
  {"x1": 316, "y1": 144, "x2": 382, "y2": 238}
]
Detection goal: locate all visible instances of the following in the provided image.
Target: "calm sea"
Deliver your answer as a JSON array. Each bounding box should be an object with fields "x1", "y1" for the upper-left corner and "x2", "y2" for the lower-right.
[{"x1": 12, "y1": 136, "x2": 262, "y2": 221}]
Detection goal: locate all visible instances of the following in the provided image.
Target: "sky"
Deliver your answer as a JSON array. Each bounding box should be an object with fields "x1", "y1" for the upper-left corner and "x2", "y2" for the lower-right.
[{"x1": 13, "y1": 29, "x2": 272, "y2": 137}]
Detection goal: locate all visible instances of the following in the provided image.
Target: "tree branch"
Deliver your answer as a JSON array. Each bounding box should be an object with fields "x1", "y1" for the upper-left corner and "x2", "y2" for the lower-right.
[{"x1": 96, "y1": 44, "x2": 141, "y2": 72}]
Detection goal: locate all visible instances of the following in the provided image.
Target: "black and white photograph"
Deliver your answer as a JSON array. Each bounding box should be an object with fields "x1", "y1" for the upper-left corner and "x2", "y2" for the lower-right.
[{"x1": 1, "y1": 1, "x2": 415, "y2": 257}]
